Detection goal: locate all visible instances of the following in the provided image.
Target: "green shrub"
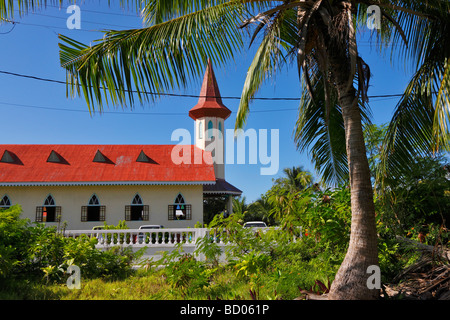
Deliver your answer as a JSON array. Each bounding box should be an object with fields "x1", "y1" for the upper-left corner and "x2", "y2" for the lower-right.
[{"x1": 0, "y1": 205, "x2": 141, "y2": 286}]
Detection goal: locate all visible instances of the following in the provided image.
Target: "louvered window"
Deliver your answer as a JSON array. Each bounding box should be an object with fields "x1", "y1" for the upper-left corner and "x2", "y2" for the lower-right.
[
  {"x1": 81, "y1": 194, "x2": 105, "y2": 222},
  {"x1": 125, "y1": 194, "x2": 149, "y2": 221},
  {"x1": 36, "y1": 195, "x2": 61, "y2": 222},
  {"x1": 168, "y1": 194, "x2": 191, "y2": 220}
]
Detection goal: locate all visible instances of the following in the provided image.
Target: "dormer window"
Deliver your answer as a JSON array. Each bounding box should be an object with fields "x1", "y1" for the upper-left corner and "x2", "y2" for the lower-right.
[
  {"x1": 47, "y1": 150, "x2": 68, "y2": 164},
  {"x1": 93, "y1": 150, "x2": 114, "y2": 164}
]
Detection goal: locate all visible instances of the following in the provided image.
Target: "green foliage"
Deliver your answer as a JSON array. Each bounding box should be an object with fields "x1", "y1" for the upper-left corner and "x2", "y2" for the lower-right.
[
  {"x1": 0, "y1": 206, "x2": 141, "y2": 286},
  {"x1": 102, "y1": 220, "x2": 128, "y2": 230},
  {"x1": 194, "y1": 234, "x2": 222, "y2": 267},
  {"x1": 266, "y1": 182, "x2": 351, "y2": 254},
  {"x1": 155, "y1": 243, "x2": 210, "y2": 298},
  {"x1": 377, "y1": 154, "x2": 450, "y2": 241},
  {"x1": 203, "y1": 195, "x2": 228, "y2": 225},
  {"x1": 232, "y1": 251, "x2": 271, "y2": 279},
  {"x1": 364, "y1": 123, "x2": 388, "y2": 180}
]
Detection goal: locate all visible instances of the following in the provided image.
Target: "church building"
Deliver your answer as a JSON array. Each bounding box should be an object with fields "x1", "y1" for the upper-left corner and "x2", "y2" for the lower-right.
[{"x1": 0, "y1": 61, "x2": 241, "y2": 230}]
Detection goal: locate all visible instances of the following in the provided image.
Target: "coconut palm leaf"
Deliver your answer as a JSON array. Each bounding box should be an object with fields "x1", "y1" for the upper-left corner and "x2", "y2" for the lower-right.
[
  {"x1": 373, "y1": 0, "x2": 450, "y2": 187},
  {"x1": 59, "y1": 1, "x2": 247, "y2": 112},
  {"x1": 0, "y1": 0, "x2": 141, "y2": 21},
  {"x1": 0, "y1": 0, "x2": 62, "y2": 20},
  {"x1": 294, "y1": 59, "x2": 373, "y2": 186},
  {"x1": 235, "y1": 7, "x2": 295, "y2": 129},
  {"x1": 377, "y1": 56, "x2": 450, "y2": 186}
]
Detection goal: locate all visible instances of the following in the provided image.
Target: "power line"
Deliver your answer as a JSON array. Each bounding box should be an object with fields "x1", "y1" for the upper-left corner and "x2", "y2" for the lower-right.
[
  {"x1": 44, "y1": 4, "x2": 141, "y2": 18},
  {"x1": 0, "y1": 101, "x2": 186, "y2": 115},
  {"x1": 25, "y1": 11, "x2": 139, "y2": 29},
  {"x1": 6, "y1": 19, "x2": 102, "y2": 33},
  {"x1": 0, "y1": 21, "x2": 16, "y2": 34},
  {"x1": 0, "y1": 70, "x2": 407, "y2": 101},
  {"x1": 0, "y1": 95, "x2": 402, "y2": 116},
  {"x1": 0, "y1": 100, "x2": 308, "y2": 115}
]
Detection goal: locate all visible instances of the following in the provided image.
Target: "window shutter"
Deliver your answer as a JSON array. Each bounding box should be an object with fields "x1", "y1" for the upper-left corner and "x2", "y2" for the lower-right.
[
  {"x1": 168, "y1": 205, "x2": 175, "y2": 220},
  {"x1": 55, "y1": 206, "x2": 62, "y2": 222},
  {"x1": 125, "y1": 205, "x2": 131, "y2": 221},
  {"x1": 35, "y1": 206, "x2": 43, "y2": 222},
  {"x1": 81, "y1": 206, "x2": 88, "y2": 222},
  {"x1": 186, "y1": 205, "x2": 192, "y2": 220},
  {"x1": 142, "y1": 205, "x2": 149, "y2": 221},
  {"x1": 100, "y1": 206, "x2": 106, "y2": 221}
]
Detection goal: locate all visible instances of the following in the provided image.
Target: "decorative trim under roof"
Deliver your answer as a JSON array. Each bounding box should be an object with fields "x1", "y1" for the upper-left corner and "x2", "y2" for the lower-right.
[{"x1": 0, "y1": 181, "x2": 216, "y2": 187}]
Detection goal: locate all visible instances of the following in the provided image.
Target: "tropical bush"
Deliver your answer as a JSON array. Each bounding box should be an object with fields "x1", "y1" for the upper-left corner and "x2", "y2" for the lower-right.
[{"x1": 0, "y1": 205, "x2": 141, "y2": 286}]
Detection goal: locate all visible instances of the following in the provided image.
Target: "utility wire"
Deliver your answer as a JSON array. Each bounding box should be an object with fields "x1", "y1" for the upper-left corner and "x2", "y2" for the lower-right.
[
  {"x1": 23, "y1": 11, "x2": 140, "y2": 29},
  {"x1": 44, "y1": 3, "x2": 141, "y2": 18},
  {"x1": 0, "y1": 70, "x2": 407, "y2": 101},
  {"x1": 5, "y1": 19, "x2": 102, "y2": 33},
  {"x1": 0, "y1": 21, "x2": 16, "y2": 34},
  {"x1": 0, "y1": 94, "x2": 403, "y2": 116}
]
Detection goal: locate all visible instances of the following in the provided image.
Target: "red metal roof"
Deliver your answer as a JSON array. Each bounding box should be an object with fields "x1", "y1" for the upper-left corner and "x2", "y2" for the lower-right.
[
  {"x1": 0, "y1": 145, "x2": 216, "y2": 185},
  {"x1": 189, "y1": 60, "x2": 232, "y2": 120}
]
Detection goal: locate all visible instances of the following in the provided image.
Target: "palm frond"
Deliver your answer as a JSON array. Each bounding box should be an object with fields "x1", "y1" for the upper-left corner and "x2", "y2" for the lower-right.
[
  {"x1": 377, "y1": 56, "x2": 450, "y2": 187},
  {"x1": 235, "y1": 7, "x2": 294, "y2": 129},
  {"x1": 59, "y1": 1, "x2": 246, "y2": 112},
  {"x1": 0, "y1": 0, "x2": 62, "y2": 20},
  {"x1": 0, "y1": 0, "x2": 141, "y2": 21},
  {"x1": 375, "y1": 0, "x2": 450, "y2": 187}
]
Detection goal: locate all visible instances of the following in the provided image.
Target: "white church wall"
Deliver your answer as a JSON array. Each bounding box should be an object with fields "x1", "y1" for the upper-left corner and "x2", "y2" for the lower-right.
[{"x1": 0, "y1": 184, "x2": 204, "y2": 230}]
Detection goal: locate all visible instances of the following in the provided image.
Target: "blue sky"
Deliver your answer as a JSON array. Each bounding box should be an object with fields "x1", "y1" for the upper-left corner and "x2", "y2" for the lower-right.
[{"x1": 0, "y1": 2, "x2": 414, "y2": 203}]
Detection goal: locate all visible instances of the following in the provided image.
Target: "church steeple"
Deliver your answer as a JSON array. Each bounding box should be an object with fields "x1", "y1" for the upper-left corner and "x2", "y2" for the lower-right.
[
  {"x1": 189, "y1": 59, "x2": 231, "y2": 120},
  {"x1": 190, "y1": 60, "x2": 229, "y2": 180}
]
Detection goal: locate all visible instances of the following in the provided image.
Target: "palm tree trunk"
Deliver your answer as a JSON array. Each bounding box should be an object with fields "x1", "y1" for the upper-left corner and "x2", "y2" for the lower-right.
[
  {"x1": 319, "y1": 0, "x2": 380, "y2": 300},
  {"x1": 327, "y1": 86, "x2": 380, "y2": 300}
]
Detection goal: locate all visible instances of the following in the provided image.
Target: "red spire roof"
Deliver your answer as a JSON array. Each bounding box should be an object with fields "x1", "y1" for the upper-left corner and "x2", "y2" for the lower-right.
[{"x1": 189, "y1": 60, "x2": 232, "y2": 120}]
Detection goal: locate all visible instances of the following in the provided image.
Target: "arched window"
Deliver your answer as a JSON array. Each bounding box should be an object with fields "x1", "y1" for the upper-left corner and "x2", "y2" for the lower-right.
[
  {"x1": 126, "y1": 193, "x2": 149, "y2": 221},
  {"x1": 132, "y1": 194, "x2": 143, "y2": 205},
  {"x1": 208, "y1": 120, "x2": 214, "y2": 139},
  {"x1": 199, "y1": 122, "x2": 203, "y2": 139},
  {"x1": 36, "y1": 194, "x2": 61, "y2": 223},
  {"x1": 81, "y1": 194, "x2": 105, "y2": 222},
  {"x1": 175, "y1": 193, "x2": 185, "y2": 204},
  {"x1": 44, "y1": 195, "x2": 55, "y2": 206},
  {"x1": 0, "y1": 195, "x2": 11, "y2": 209},
  {"x1": 168, "y1": 193, "x2": 192, "y2": 220},
  {"x1": 218, "y1": 121, "x2": 223, "y2": 139},
  {"x1": 89, "y1": 194, "x2": 100, "y2": 206}
]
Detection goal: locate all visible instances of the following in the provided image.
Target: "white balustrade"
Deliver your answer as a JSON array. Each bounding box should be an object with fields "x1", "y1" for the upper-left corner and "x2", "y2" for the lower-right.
[
  {"x1": 62, "y1": 227, "x2": 301, "y2": 263},
  {"x1": 64, "y1": 228, "x2": 209, "y2": 248}
]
